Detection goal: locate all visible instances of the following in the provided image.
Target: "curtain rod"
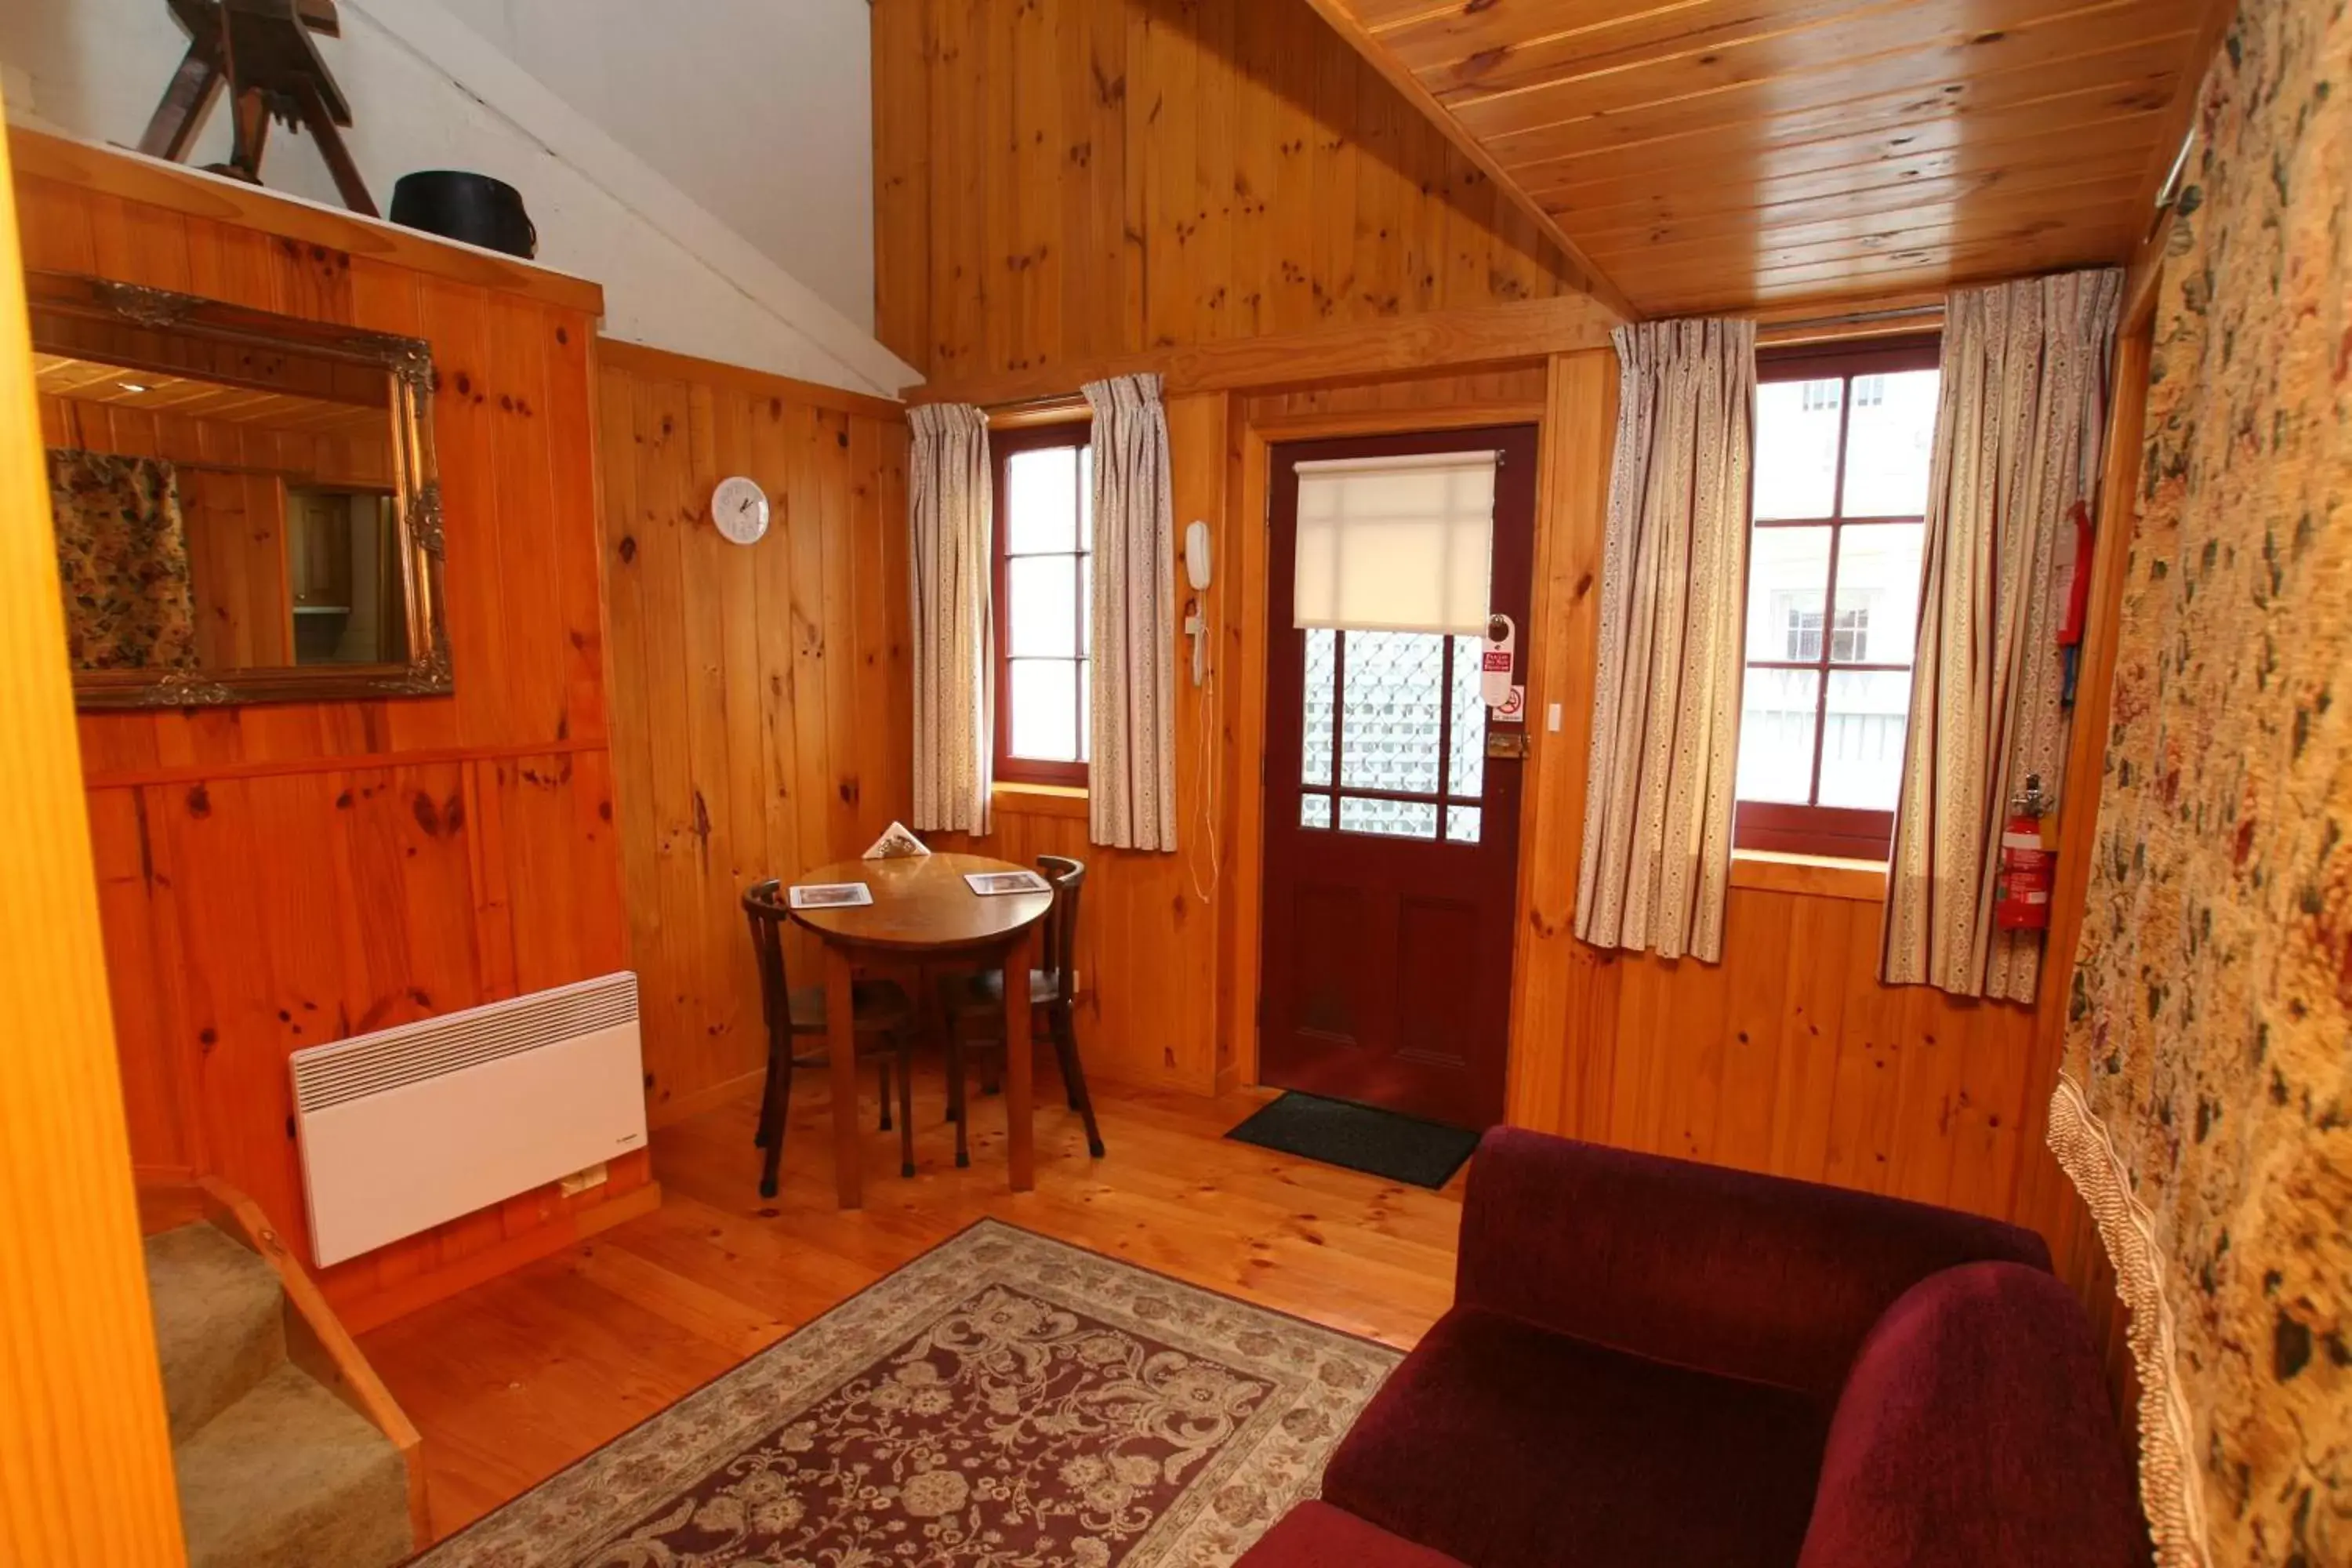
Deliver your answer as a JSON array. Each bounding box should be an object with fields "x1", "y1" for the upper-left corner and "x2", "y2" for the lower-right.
[
  {"x1": 1756, "y1": 302, "x2": 1944, "y2": 347},
  {"x1": 984, "y1": 394, "x2": 1091, "y2": 426}
]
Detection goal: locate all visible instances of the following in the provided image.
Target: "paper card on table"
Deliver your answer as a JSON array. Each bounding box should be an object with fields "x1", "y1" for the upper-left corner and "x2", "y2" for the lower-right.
[
  {"x1": 863, "y1": 821, "x2": 930, "y2": 859},
  {"x1": 964, "y1": 869, "x2": 1051, "y2": 897},
  {"x1": 787, "y1": 881, "x2": 874, "y2": 909}
]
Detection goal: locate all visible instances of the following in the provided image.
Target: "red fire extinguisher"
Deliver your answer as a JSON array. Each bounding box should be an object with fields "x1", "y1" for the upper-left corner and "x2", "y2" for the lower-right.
[{"x1": 1995, "y1": 773, "x2": 2055, "y2": 931}]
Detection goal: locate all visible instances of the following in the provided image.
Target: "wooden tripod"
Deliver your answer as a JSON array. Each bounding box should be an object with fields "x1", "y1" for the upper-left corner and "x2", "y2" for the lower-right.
[{"x1": 136, "y1": 0, "x2": 376, "y2": 216}]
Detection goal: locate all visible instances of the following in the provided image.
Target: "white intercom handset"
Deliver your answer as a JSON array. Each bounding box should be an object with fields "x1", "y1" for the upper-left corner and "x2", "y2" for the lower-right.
[
  {"x1": 1182, "y1": 521, "x2": 1213, "y2": 686},
  {"x1": 1182, "y1": 519, "x2": 1218, "y2": 905}
]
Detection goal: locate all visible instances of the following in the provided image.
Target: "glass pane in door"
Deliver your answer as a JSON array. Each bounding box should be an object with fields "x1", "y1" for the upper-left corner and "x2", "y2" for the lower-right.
[
  {"x1": 1301, "y1": 628, "x2": 1336, "y2": 786},
  {"x1": 1339, "y1": 796, "x2": 1439, "y2": 838},
  {"x1": 1340, "y1": 630, "x2": 1444, "y2": 794},
  {"x1": 1449, "y1": 632, "x2": 1486, "y2": 800}
]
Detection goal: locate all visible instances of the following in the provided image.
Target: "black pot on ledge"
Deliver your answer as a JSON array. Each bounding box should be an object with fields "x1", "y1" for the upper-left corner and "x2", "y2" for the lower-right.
[{"x1": 388, "y1": 172, "x2": 537, "y2": 259}]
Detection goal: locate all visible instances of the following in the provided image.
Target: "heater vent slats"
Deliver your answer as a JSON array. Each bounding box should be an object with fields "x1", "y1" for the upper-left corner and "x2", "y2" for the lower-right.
[{"x1": 291, "y1": 973, "x2": 638, "y2": 1113}]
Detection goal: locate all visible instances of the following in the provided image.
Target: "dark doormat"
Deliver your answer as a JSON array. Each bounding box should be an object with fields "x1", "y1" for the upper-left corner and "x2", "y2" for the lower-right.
[{"x1": 1225, "y1": 1091, "x2": 1482, "y2": 1189}]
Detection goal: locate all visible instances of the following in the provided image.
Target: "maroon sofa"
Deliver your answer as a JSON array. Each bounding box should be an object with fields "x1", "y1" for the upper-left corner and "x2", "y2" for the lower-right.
[{"x1": 1241, "y1": 1129, "x2": 2144, "y2": 1568}]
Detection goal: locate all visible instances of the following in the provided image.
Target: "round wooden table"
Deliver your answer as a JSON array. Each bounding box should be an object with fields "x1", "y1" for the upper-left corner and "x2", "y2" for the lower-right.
[{"x1": 786, "y1": 851, "x2": 1054, "y2": 1208}]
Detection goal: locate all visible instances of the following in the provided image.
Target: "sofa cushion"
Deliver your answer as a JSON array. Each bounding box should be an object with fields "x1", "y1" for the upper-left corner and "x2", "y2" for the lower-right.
[
  {"x1": 1798, "y1": 1263, "x2": 2146, "y2": 1568},
  {"x1": 1323, "y1": 1305, "x2": 1829, "y2": 1568},
  {"x1": 1235, "y1": 1501, "x2": 1472, "y2": 1568}
]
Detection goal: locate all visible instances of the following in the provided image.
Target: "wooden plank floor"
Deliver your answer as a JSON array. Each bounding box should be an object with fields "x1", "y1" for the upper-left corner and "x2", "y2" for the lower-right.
[{"x1": 358, "y1": 1058, "x2": 1467, "y2": 1544}]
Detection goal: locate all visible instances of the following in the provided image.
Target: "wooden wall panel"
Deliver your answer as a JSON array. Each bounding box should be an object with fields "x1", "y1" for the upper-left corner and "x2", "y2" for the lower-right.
[
  {"x1": 871, "y1": 0, "x2": 1589, "y2": 382},
  {"x1": 1508, "y1": 881, "x2": 2044, "y2": 1215},
  {"x1": 14, "y1": 158, "x2": 648, "y2": 1330},
  {"x1": 0, "y1": 122, "x2": 189, "y2": 1564},
  {"x1": 924, "y1": 390, "x2": 1232, "y2": 1093},
  {"x1": 593, "y1": 342, "x2": 916, "y2": 1123}
]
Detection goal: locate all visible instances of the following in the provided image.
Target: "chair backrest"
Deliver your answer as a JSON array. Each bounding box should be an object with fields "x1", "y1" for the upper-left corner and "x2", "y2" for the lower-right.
[
  {"x1": 741, "y1": 879, "x2": 793, "y2": 1047},
  {"x1": 1036, "y1": 855, "x2": 1085, "y2": 996}
]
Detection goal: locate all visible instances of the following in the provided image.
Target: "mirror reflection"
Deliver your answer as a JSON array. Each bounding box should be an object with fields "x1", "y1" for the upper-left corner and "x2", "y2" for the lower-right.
[{"x1": 29, "y1": 273, "x2": 448, "y2": 708}]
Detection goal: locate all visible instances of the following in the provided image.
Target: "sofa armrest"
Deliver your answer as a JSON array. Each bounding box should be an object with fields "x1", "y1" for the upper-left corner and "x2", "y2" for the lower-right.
[
  {"x1": 1798, "y1": 1263, "x2": 2145, "y2": 1568},
  {"x1": 1454, "y1": 1128, "x2": 2053, "y2": 1398}
]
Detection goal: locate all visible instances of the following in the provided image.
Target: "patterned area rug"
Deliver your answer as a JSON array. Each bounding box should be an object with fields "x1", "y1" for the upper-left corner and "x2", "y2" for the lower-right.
[{"x1": 411, "y1": 1221, "x2": 1400, "y2": 1566}]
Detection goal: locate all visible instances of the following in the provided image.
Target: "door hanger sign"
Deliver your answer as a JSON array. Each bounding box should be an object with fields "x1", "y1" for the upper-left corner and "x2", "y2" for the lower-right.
[{"x1": 1483, "y1": 614, "x2": 1524, "y2": 721}]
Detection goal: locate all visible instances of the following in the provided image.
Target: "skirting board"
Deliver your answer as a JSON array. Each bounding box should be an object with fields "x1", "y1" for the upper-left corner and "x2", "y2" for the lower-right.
[
  {"x1": 647, "y1": 1068, "x2": 769, "y2": 1131},
  {"x1": 332, "y1": 1181, "x2": 662, "y2": 1337}
]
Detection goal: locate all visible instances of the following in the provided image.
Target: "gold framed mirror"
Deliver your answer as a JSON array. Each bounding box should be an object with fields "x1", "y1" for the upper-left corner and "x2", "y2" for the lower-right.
[{"x1": 28, "y1": 270, "x2": 450, "y2": 709}]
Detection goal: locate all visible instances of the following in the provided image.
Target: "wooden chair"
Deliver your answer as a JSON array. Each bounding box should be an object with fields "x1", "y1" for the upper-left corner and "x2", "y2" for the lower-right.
[
  {"x1": 937, "y1": 855, "x2": 1103, "y2": 1167},
  {"x1": 742, "y1": 880, "x2": 916, "y2": 1197}
]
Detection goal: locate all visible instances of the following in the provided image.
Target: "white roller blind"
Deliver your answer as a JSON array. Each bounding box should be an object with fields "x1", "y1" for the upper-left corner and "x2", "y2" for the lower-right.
[{"x1": 1292, "y1": 450, "x2": 1498, "y2": 634}]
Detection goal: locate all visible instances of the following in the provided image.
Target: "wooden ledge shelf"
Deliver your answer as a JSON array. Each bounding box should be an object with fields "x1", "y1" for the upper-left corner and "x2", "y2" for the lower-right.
[
  {"x1": 989, "y1": 781, "x2": 1091, "y2": 821},
  {"x1": 8, "y1": 127, "x2": 605, "y2": 317},
  {"x1": 1730, "y1": 849, "x2": 1889, "y2": 903}
]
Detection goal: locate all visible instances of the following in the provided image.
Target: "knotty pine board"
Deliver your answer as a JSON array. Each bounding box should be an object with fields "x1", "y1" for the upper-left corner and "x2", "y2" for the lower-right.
[
  {"x1": 0, "y1": 125, "x2": 191, "y2": 1568},
  {"x1": 593, "y1": 343, "x2": 916, "y2": 1124},
  {"x1": 869, "y1": 0, "x2": 1590, "y2": 383}
]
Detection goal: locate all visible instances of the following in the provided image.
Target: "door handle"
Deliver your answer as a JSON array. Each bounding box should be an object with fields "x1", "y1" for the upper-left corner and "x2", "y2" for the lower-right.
[{"x1": 1485, "y1": 731, "x2": 1530, "y2": 760}]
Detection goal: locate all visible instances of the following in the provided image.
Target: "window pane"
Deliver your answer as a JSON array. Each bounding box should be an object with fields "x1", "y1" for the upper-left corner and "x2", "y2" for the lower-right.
[
  {"x1": 1754, "y1": 378, "x2": 1843, "y2": 520},
  {"x1": 1007, "y1": 555, "x2": 1078, "y2": 656},
  {"x1": 1008, "y1": 659, "x2": 1079, "y2": 761},
  {"x1": 1340, "y1": 630, "x2": 1445, "y2": 793},
  {"x1": 1747, "y1": 525, "x2": 1831, "y2": 662},
  {"x1": 1302, "y1": 628, "x2": 1335, "y2": 786},
  {"x1": 1338, "y1": 796, "x2": 1439, "y2": 839},
  {"x1": 1078, "y1": 444, "x2": 1093, "y2": 546},
  {"x1": 1448, "y1": 633, "x2": 1486, "y2": 800},
  {"x1": 1737, "y1": 666, "x2": 1820, "y2": 804},
  {"x1": 1819, "y1": 670, "x2": 1912, "y2": 809},
  {"x1": 1446, "y1": 805, "x2": 1482, "y2": 844},
  {"x1": 1842, "y1": 369, "x2": 1940, "y2": 517},
  {"x1": 1006, "y1": 445, "x2": 1078, "y2": 554},
  {"x1": 1080, "y1": 550, "x2": 1093, "y2": 653},
  {"x1": 1301, "y1": 793, "x2": 1332, "y2": 829},
  {"x1": 1832, "y1": 522, "x2": 1924, "y2": 664},
  {"x1": 1079, "y1": 660, "x2": 1091, "y2": 763}
]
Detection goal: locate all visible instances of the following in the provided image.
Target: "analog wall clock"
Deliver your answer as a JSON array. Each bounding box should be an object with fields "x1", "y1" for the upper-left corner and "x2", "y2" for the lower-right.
[{"x1": 711, "y1": 475, "x2": 770, "y2": 545}]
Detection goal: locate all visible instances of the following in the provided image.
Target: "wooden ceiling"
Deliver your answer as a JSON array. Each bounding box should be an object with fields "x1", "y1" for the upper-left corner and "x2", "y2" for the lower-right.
[
  {"x1": 35, "y1": 354, "x2": 389, "y2": 440},
  {"x1": 1301, "y1": 0, "x2": 2234, "y2": 318}
]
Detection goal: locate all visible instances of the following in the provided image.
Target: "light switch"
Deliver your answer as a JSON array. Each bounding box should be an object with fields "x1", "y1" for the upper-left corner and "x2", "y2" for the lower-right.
[{"x1": 1547, "y1": 702, "x2": 1563, "y2": 733}]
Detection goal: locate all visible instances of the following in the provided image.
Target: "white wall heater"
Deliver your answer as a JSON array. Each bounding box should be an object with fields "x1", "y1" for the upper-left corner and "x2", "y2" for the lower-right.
[{"x1": 290, "y1": 971, "x2": 648, "y2": 1267}]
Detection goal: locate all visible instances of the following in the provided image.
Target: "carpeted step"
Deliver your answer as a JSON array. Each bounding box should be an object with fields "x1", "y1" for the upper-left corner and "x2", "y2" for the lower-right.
[
  {"x1": 172, "y1": 1362, "x2": 413, "y2": 1568},
  {"x1": 144, "y1": 1222, "x2": 285, "y2": 1443}
]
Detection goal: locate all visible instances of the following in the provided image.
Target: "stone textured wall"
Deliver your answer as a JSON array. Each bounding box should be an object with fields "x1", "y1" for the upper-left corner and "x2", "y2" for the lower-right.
[{"x1": 2059, "y1": 2, "x2": 2350, "y2": 1564}]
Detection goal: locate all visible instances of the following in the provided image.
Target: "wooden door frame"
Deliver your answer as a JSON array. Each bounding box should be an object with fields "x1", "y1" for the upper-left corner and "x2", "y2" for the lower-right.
[{"x1": 1221, "y1": 391, "x2": 1551, "y2": 1094}]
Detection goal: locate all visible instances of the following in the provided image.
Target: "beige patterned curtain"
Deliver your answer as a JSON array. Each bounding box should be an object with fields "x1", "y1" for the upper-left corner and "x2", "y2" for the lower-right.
[
  {"x1": 1083, "y1": 373, "x2": 1178, "y2": 852},
  {"x1": 1575, "y1": 319, "x2": 1755, "y2": 962},
  {"x1": 1880, "y1": 268, "x2": 2122, "y2": 1000},
  {"x1": 46, "y1": 447, "x2": 200, "y2": 672},
  {"x1": 907, "y1": 404, "x2": 992, "y2": 834}
]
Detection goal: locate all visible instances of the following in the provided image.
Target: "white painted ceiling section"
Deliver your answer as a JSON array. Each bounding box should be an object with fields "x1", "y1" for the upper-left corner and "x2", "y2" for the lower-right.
[
  {"x1": 435, "y1": 0, "x2": 876, "y2": 336},
  {"x1": 0, "y1": 0, "x2": 917, "y2": 400}
]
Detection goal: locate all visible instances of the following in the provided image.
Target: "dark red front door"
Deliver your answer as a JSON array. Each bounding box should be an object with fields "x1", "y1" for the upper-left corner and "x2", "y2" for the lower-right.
[{"x1": 1259, "y1": 426, "x2": 1537, "y2": 1130}]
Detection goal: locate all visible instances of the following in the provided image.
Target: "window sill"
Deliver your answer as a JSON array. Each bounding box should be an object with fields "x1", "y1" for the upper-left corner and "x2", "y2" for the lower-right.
[
  {"x1": 991, "y1": 780, "x2": 1090, "y2": 819},
  {"x1": 1730, "y1": 848, "x2": 1888, "y2": 903}
]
